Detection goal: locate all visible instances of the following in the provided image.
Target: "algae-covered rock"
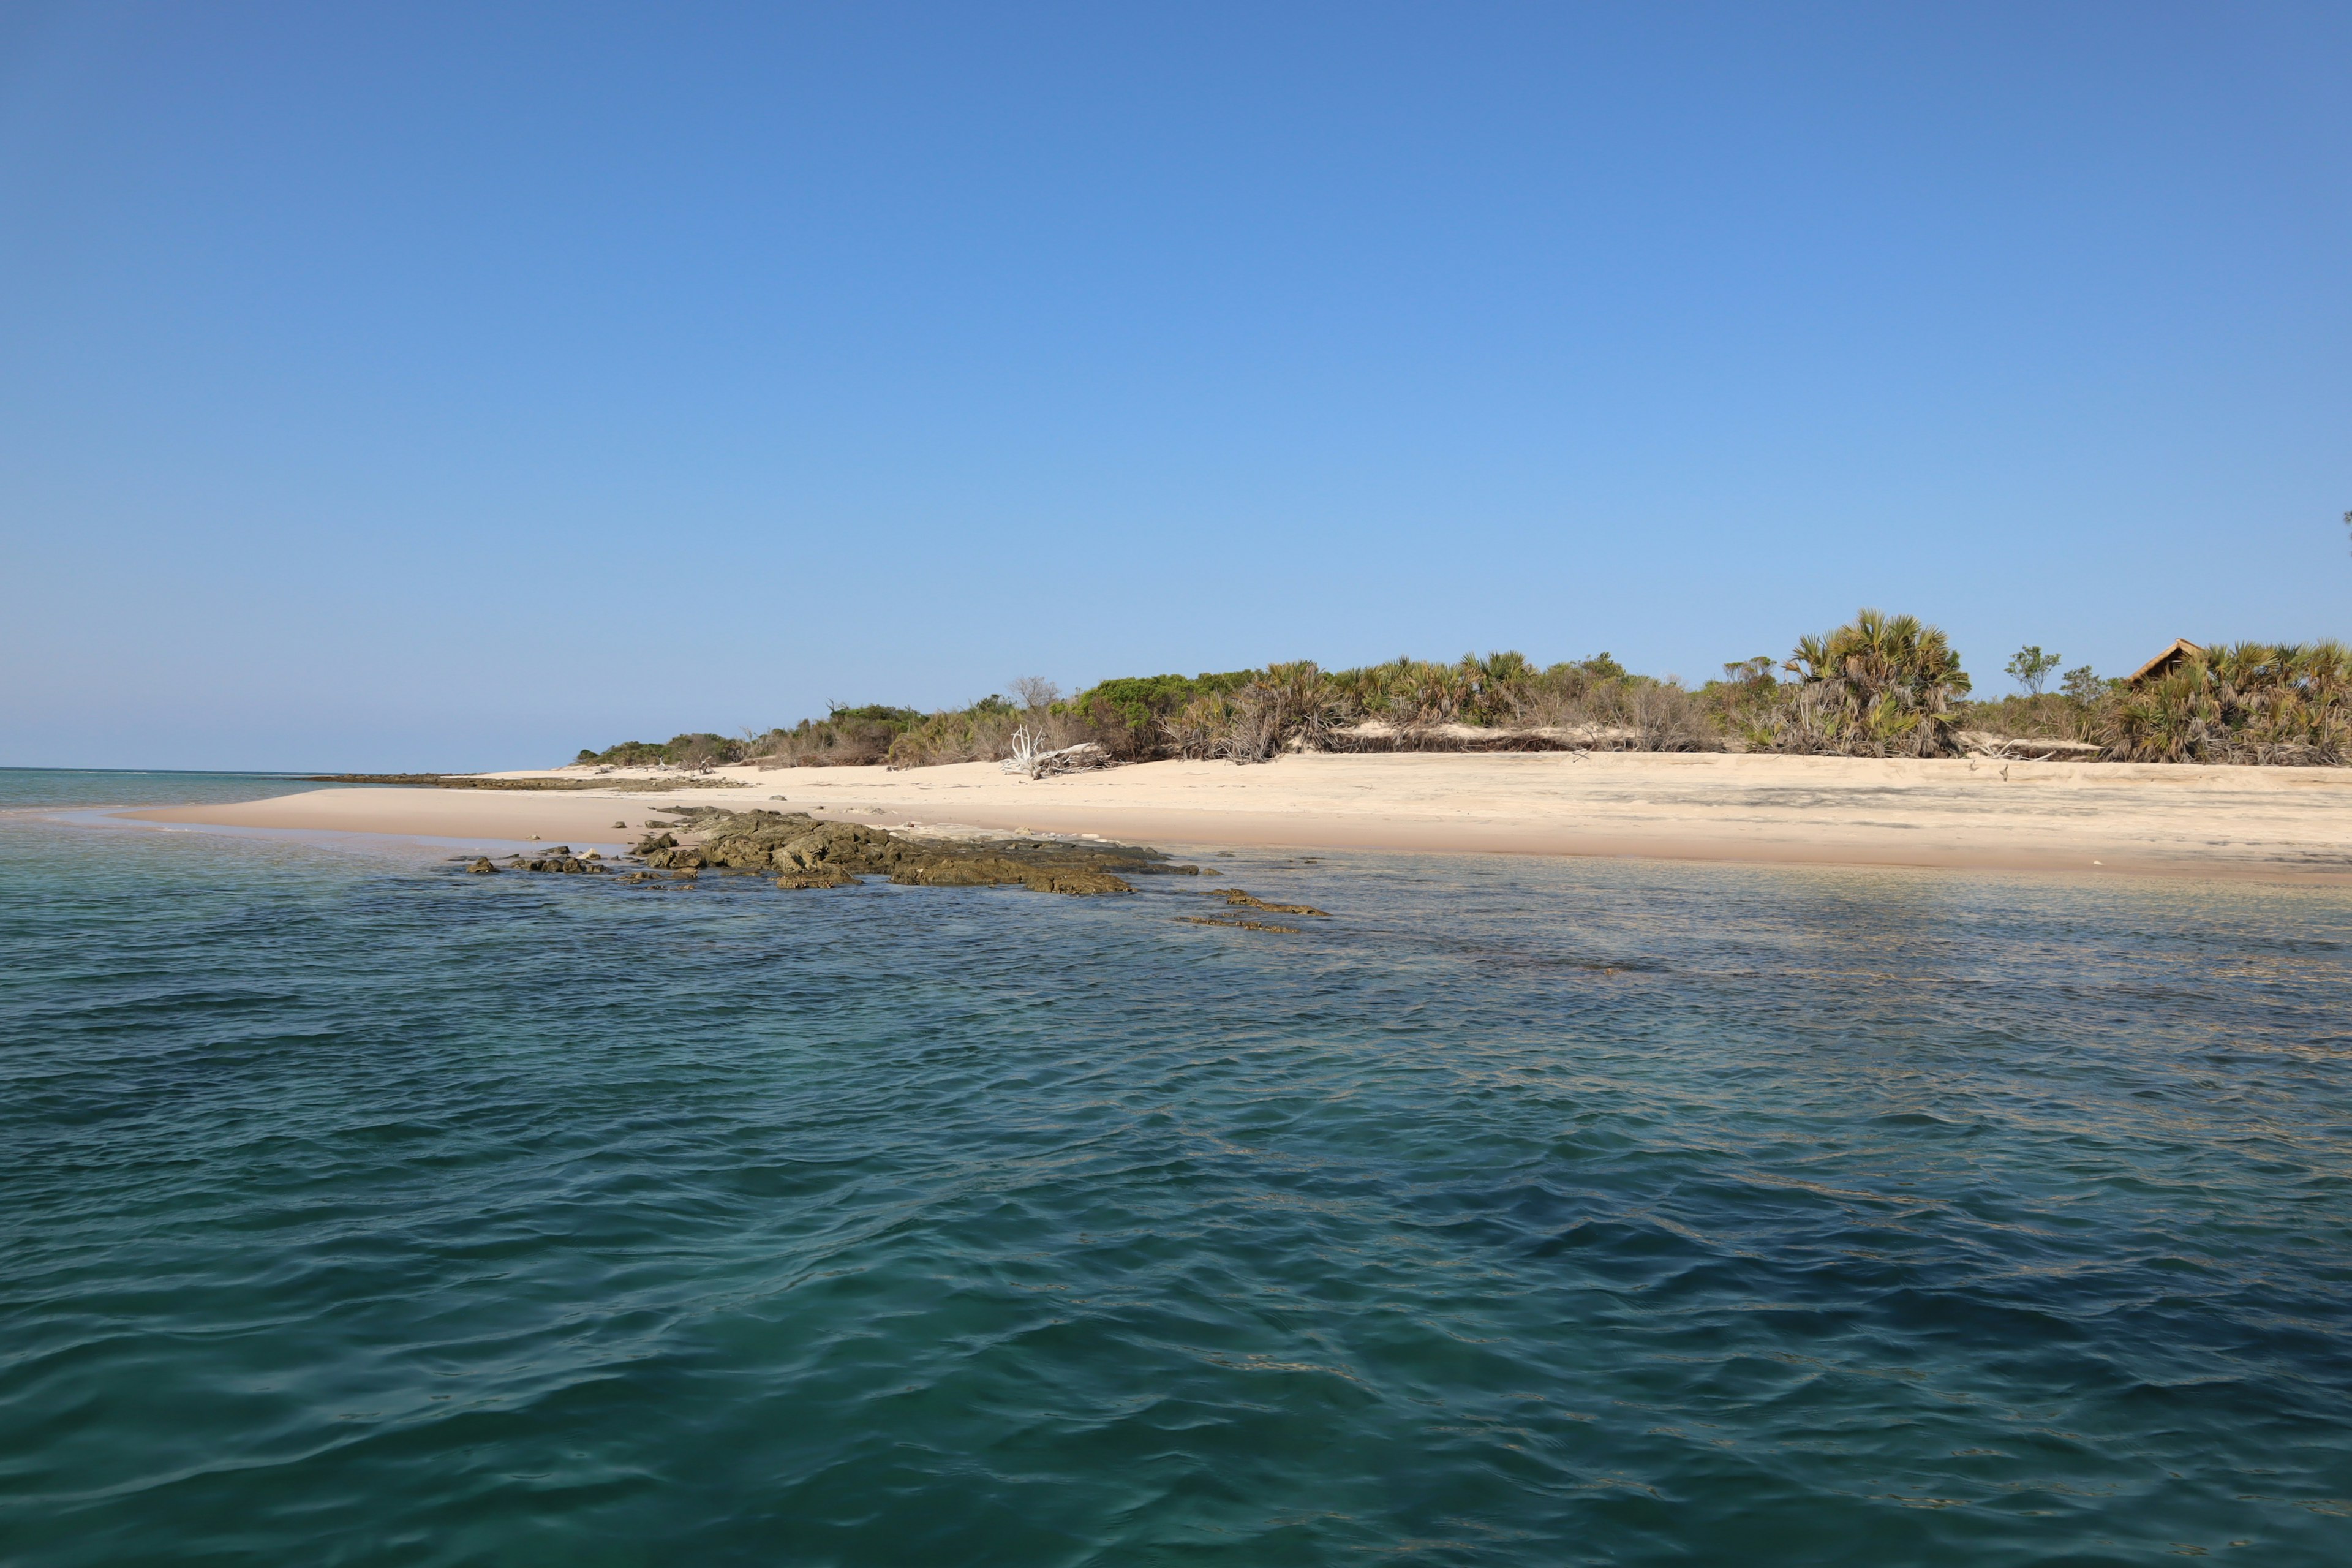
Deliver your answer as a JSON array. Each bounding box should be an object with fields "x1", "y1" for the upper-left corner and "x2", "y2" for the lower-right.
[
  {"x1": 880, "y1": 853, "x2": 1134, "y2": 894},
  {"x1": 466, "y1": 858, "x2": 499, "y2": 875},
  {"x1": 669, "y1": 811, "x2": 888, "y2": 873},
  {"x1": 1202, "y1": 889, "x2": 1329, "y2": 917},
  {"x1": 470, "y1": 803, "x2": 1177, "y2": 904},
  {"x1": 494, "y1": 852, "x2": 610, "y2": 874},
  {"x1": 774, "y1": 864, "x2": 860, "y2": 889},
  {"x1": 892, "y1": 855, "x2": 1030, "y2": 888},
  {"x1": 764, "y1": 822, "x2": 889, "y2": 872},
  {"x1": 1177, "y1": 914, "x2": 1302, "y2": 933},
  {"x1": 1019, "y1": 867, "x2": 1133, "y2": 895},
  {"x1": 645, "y1": 807, "x2": 1169, "y2": 897}
]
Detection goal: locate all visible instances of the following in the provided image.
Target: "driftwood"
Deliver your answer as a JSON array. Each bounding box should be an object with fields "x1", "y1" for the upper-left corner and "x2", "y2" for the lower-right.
[
  {"x1": 1954, "y1": 731, "x2": 2106, "y2": 762},
  {"x1": 1001, "y1": 728, "x2": 1112, "y2": 780}
]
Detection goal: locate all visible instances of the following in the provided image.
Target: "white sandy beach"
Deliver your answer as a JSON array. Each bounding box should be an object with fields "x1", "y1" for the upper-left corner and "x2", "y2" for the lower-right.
[{"x1": 129, "y1": 752, "x2": 2352, "y2": 882}]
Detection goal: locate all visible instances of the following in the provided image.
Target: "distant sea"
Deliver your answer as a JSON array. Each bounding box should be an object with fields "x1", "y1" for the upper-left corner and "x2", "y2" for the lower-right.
[{"x1": 4, "y1": 767, "x2": 2350, "y2": 1565}]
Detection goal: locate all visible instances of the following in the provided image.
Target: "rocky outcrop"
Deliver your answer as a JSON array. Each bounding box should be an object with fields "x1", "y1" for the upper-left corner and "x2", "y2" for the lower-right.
[
  {"x1": 642, "y1": 807, "x2": 1182, "y2": 894},
  {"x1": 1200, "y1": 889, "x2": 1330, "y2": 918},
  {"x1": 1016, "y1": 867, "x2": 1134, "y2": 895},
  {"x1": 470, "y1": 846, "x2": 611, "y2": 874},
  {"x1": 465, "y1": 808, "x2": 1198, "y2": 897},
  {"x1": 505, "y1": 852, "x2": 605, "y2": 873},
  {"x1": 1170, "y1": 887, "x2": 1332, "y2": 933},
  {"x1": 774, "y1": 863, "x2": 860, "y2": 889}
]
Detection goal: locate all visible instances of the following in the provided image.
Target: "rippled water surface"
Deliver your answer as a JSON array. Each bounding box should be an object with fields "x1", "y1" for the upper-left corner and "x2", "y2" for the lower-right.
[{"x1": 4, "y1": 769, "x2": 2351, "y2": 1565}]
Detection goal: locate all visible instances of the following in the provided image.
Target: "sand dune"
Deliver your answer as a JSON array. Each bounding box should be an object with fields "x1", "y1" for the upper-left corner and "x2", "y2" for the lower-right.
[{"x1": 126, "y1": 752, "x2": 2352, "y2": 882}]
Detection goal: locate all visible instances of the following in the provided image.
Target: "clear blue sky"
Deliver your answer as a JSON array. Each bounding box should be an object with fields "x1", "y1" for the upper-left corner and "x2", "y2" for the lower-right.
[{"x1": 3, "y1": 2, "x2": 2346, "y2": 770}]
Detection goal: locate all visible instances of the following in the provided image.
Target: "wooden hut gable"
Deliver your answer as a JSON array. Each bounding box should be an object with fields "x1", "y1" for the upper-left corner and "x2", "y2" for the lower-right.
[{"x1": 2127, "y1": 638, "x2": 2204, "y2": 686}]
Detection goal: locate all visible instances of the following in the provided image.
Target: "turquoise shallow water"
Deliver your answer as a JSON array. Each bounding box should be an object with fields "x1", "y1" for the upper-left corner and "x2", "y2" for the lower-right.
[{"x1": 3, "y1": 769, "x2": 2350, "y2": 1564}]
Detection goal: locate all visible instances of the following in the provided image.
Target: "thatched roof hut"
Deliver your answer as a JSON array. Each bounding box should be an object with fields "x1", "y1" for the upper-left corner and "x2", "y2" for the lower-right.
[{"x1": 2127, "y1": 638, "x2": 2203, "y2": 686}]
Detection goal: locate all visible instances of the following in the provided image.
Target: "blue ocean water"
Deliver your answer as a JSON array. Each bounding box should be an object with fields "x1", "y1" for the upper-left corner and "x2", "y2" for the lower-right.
[
  {"x1": 0, "y1": 767, "x2": 377, "y2": 810},
  {"x1": 3, "y1": 769, "x2": 2350, "y2": 1565}
]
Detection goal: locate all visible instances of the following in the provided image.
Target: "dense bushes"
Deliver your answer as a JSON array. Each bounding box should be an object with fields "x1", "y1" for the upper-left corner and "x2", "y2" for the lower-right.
[
  {"x1": 1039, "y1": 671, "x2": 1246, "y2": 760},
  {"x1": 2101, "y1": 643, "x2": 2351, "y2": 764},
  {"x1": 1067, "y1": 654, "x2": 1722, "y2": 763},
  {"x1": 1740, "y1": 609, "x2": 1973, "y2": 758},
  {"x1": 577, "y1": 733, "x2": 752, "y2": 768},
  {"x1": 756, "y1": 706, "x2": 926, "y2": 767},
  {"x1": 1937, "y1": 642, "x2": 2352, "y2": 764},
  {"x1": 573, "y1": 622, "x2": 2351, "y2": 772}
]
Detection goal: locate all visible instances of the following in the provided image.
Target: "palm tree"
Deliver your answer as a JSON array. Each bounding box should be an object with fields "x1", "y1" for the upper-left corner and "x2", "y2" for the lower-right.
[
  {"x1": 2102, "y1": 641, "x2": 2352, "y2": 763},
  {"x1": 1774, "y1": 609, "x2": 1972, "y2": 757}
]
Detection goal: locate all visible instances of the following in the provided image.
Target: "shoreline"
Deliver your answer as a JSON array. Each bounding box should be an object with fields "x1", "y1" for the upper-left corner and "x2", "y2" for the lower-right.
[{"x1": 121, "y1": 752, "x2": 2352, "y2": 884}]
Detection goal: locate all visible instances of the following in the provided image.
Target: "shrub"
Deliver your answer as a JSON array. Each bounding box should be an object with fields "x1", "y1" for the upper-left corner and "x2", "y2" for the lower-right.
[
  {"x1": 1960, "y1": 692, "x2": 2092, "y2": 741},
  {"x1": 744, "y1": 707, "x2": 925, "y2": 767},
  {"x1": 579, "y1": 734, "x2": 749, "y2": 768},
  {"x1": 1155, "y1": 653, "x2": 1722, "y2": 761},
  {"x1": 2101, "y1": 642, "x2": 2352, "y2": 764},
  {"x1": 1747, "y1": 609, "x2": 1972, "y2": 757},
  {"x1": 2005, "y1": 645, "x2": 2062, "y2": 696},
  {"x1": 1063, "y1": 671, "x2": 1257, "y2": 760},
  {"x1": 884, "y1": 696, "x2": 1025, "y2": 769},
  {"x1": 2060, "y1": 665, "x2": 2106, "y2": 704}
]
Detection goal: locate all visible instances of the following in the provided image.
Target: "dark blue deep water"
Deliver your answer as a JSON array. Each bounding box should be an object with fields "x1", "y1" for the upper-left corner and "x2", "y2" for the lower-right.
[{"x1": 4, "y1": 769, "x2": 2350, "y2": 1564}]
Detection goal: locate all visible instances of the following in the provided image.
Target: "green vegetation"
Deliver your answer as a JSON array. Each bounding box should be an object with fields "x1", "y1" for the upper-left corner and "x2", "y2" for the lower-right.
[
  {"x1": 2060, "y1": 665, "x2": 2107, "y2": 704},
  {"x1": 577, "y1": 733, "x2": 753, "y2": 768},
  {"x1": 2004, "y1": 644, "x2": 2062, "y2": 696},
  {"x1": 2102, "y1": 642, "x2": 2352, "y2": 764},
  {"x1": 1740, "y1": 609, "x2": 1973, "y2": 758},
  {"x1": 1959, "y1": 692, "x2": 2089, "y2": 742},
  {"x1": 766, "y1": 705, "x2": 929, "y2": 767},
  {"x1": 1066, "y1": 671, "x2": 1259, "y2": 759},
  {"x1": 574, "y1": 615, "x2": 2351, "y2": 772},
  {"x1": 1948, "y1": 643, "x2": 2351, "y2": 764}
]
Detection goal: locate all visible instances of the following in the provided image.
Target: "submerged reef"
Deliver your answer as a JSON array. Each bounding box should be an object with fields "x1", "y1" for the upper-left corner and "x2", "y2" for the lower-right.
[
  {"x1": 1172, "y1": 887, "x2": 1332, "y2": 934},
  {"x1": 464, "y1": 812, "x2": 1338, "y2": 933}
]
